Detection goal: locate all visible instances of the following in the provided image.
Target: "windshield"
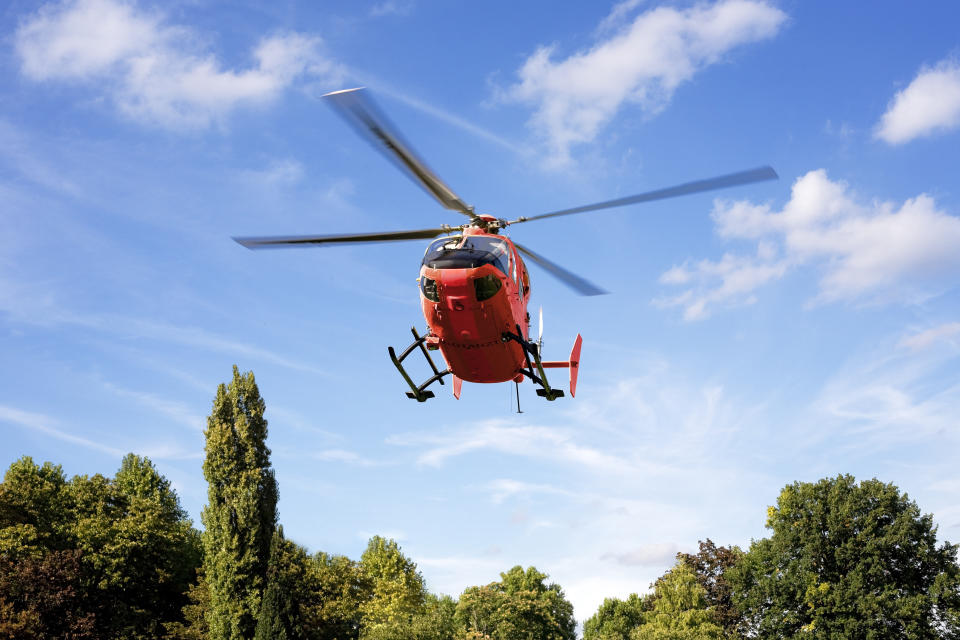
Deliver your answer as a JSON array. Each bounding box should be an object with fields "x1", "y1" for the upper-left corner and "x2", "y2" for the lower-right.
[{"x1": 422, "y1": 235, "x2": 509, "y2": 274}]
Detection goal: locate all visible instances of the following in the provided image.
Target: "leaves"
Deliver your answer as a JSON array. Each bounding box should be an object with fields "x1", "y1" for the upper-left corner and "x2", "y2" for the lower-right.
[
  {"x1": 456, "y1": 565, "x2": 576, "y2": 640},
  {"x1": 730, "y1": 475, "x2": 960, "y2": 639}
]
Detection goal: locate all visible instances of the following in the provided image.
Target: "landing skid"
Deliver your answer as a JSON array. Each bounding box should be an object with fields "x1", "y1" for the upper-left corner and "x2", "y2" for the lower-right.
[
  {"x1": 388, "y1": 327, "x2": 449, "y2": 402},
  {"x1": 501, "y1": 324, "x2": 566, "y2": 401},
  {"x1": 388, "y1": 325, "x2": 581, "y2": 403}
]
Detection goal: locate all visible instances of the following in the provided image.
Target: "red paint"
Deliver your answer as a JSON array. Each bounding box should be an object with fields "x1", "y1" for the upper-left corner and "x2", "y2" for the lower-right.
[{"x1": 420, "y1": 229, "x2": 580, "y2": 393}]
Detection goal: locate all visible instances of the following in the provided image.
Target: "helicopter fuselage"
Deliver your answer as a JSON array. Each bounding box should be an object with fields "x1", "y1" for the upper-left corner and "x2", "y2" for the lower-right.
[{"x1": 418, "y1": 227, "x2": 530, "y2": 384}]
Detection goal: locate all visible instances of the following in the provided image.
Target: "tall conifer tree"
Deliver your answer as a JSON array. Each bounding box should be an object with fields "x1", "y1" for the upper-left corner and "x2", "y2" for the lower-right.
[{"x1": 202, "y1": 366, "x2": 278, "y2": 640}]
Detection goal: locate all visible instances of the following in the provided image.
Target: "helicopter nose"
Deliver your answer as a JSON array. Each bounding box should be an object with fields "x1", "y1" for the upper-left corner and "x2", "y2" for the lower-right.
[{"x1": 439, "y1": 270, "x2": 471, "y2": 310}]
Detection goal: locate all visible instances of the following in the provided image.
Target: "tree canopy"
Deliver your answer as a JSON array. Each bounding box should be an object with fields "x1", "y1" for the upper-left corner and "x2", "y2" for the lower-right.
[
  {"x1": 456, "y1": 565, "x2": 576, "y2": 640},
  {"x1": 0, "y1": 454, "x2": 200, "y2": 639},
  {"x1": 730, "y1": 474, "x2": 960, "y2": 639},
  {"x1": 202, "y1": 366, "x2": 278, "y2": 640},
  {"x1": 5, "y1": 369, "x2": 960, "y2": 640}
]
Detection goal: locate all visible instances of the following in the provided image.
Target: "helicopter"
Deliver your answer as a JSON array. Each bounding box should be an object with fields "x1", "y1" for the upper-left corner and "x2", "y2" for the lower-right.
[{"x1": 235, "y1": 88, "x2": 777, "y2": 403}]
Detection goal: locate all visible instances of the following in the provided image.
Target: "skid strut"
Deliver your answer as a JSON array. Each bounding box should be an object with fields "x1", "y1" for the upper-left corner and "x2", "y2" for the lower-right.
[
  {"x1": 502, "y1": 324, "x2": 565, "y2": 401},
  {"x1": 388, "y1": 327, "x2": 449, "y2": 402}
]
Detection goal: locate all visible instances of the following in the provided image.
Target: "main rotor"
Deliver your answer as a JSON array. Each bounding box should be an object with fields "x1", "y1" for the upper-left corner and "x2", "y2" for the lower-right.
[{"x1": 234, "y1": 87, "x2": 777, "y2": 296}]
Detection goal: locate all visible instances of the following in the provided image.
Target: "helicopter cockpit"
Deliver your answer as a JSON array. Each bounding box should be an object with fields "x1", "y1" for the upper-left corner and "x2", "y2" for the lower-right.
[{"x1": 422, "y1": 236, "x2": 510, "y2": 275}]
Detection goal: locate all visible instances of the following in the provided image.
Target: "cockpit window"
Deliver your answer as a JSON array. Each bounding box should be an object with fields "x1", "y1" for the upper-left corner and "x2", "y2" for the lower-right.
[{"x1": 422, "y1": 235, "x2": 510, "y2": 274}]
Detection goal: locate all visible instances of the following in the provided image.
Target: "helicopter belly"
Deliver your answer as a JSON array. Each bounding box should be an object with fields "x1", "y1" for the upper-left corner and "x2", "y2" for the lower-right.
[{"x1": 421, "y1": 268, "x2": 525, "y2": 383}]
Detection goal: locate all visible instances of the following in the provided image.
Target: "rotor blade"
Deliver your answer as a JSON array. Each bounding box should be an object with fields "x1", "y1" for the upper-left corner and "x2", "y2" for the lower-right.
[
  {"x1": 514, "y1": 242, "x2": 607, "y2": 296},
  {"x1": 234, "y1": 227, "x2": 452, "y2": 249},
  {"x1": 513, "y1": 166, "x2": 778, "y2": 224},
  {"x1": 324, "y1": 88, "x2": 475, "y2": 218}
]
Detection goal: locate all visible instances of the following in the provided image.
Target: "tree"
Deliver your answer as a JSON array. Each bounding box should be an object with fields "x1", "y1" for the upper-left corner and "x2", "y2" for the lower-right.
[
  {"x1": 0, "y1": 549, "x2": 96, "y2": 639},
  {"x1": 729, "y1": 475, "x2": 960, "y2": 639},
  {"x1": 202, "y1": 366, "x2": 279, "y2": 640},
  {"x1": 0, "y1": 457, "x2": 72, "y2": 558},
  {"x1": 70, "y1": 456, "x2": 202, "y2": 638},
  {"x1": 255, "y1": 526, "x2": 315, "y2": 640},
  {"x1": 361, "y1": 594, "x2": 458, "y2": 640},
  {"x1": 0, "y1": 455, "x2": 200, "y2": 639},
  {"x1": 675, "y1": 540, "x2": 744, "y2": 635},
  {"x1": 358, "y1": 536, "x2": 427, "y2": 635},
  {"x1": 456, "y1": 565, "x2": 576, "y2": 640},
  {"x1": 582, "y1": 593, "x2": 649, "y2": 640},
  {"x1": 303, "y1": 551, "x2": 371, "y2": 640},
  {"x1": 164, "y1": 569, "x2": 211, "y2": 640},
  {"x1": 631, "y1": 563, "x2": 724, "y2": 640}
]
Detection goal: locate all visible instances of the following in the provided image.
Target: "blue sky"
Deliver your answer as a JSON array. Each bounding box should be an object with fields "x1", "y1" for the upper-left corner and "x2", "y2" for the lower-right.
[{"x1": 3, "y1": 0, "x2": 960, "y2": 621}]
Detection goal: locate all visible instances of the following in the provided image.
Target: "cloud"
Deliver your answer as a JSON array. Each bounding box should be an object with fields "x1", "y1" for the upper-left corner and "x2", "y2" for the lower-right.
[
  {"x1": 876, "y1": 59, "x2": 960, "y2": 144},
  {"x1": 15, "y1": 0, "x2": 342, "y2": 129},
  {"x1": 0, "y1": 404, "x2": 127, "y2": 457},
  {"x1": 500, "y1": 0, "x2": 786, "y2": 165},
  {"x1": 657, "y1": 170, "x2": 960, "y2": 319},
  {"x1": 101, "y1": 381, "x2": 205, "y2": 431},
  {"x1": 899, "y1": 322, "x2": 960, "y2": 351},
  {"x1": 369, "y1": 1, "x2": 413, "y2": 17},
  {"x1": 388, "y1": 420, "x2": 633, "y2": 474},
  {"x1": 483, "y1": 479, "x2": 572, "y2": 504},
  {"x1": 812, "y1": 333, "x2": 960, "y2": 454},
  {"x1": 602, "y1": 542, "x2": 680, "y2": 567}
]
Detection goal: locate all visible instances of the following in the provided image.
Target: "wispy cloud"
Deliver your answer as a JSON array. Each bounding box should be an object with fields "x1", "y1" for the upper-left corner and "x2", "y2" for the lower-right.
[
  {"x1": 657, "y1": 169, "x2": 960, "y2": 319},
  {"x1": 0, "y1": 404, "x2": 126, "y2": 457},
  {"x1": 15, "y1": 0, "x2": 343, "y2": 129},
  {"x1": 482, "y1": 478, "x2": 573, "y2": 504},
  {"x1": 369, "y1": 1, "x2": 413, "y2": 18},
  {"x1": 389, "y1": 419, "x2": 634, "y2": 474},
  {"x1": 101, "y1": 381, "x2": 205, "y2": 431},
  {"x1": 876, "y1": 58, "x2": 960, "y2": 145},
  {"x1": 360, "y1": 83, "x2": 526, "y2": 155},
  {"x1": 500, "y1": 0, "x2": 786, "y2": 166},
  {"x1": 601, "y1": 542, "x2": 680, "y2": 567},
  {"x1": 0, "y1": 279, "x2": 326, "y2": 374},
  {"x1": 900, "y1": 322, "x2": 960, "y2": 351}
]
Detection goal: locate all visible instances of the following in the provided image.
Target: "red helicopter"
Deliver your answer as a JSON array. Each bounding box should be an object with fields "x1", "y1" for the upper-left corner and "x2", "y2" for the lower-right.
[{"x1": 235, "y1": 88, "x2": 777, "y2": 403}]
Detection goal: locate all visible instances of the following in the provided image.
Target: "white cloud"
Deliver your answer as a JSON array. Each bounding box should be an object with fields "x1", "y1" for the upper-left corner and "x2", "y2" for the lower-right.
[
  {"x1": 388, "y1": 420, "x2": 634, "y2": 474},
  {"x1": 483, "y1": 479, "x2": 572, "y2": 504},
  {"x1": 876, "y1": 59, "x2": 960, "y2": 144},
  {"x1": 601, "y1": 542, "x2": 680, "y2": 567},
  {"x1": 900, "y1": 322, "x2": 960, "y2": 351},
  {"x1": 658, "y1": 170, "x2": 960, "y2": 319},
  {"x1": 369, "y1": 1, "x2": 413, "y2": 18},
  {"x1": 0, "y1": 404, "x2": 126, "y2": 456},
  {"x1": 501, "y1": 0, "x2": 786, "y2": 165},
  {"x1": 101, "y1": 381, "x2": 205, "y2": 431},
  {"x1": 15, "y1": 0, "x2": 341, "y2": 129}
]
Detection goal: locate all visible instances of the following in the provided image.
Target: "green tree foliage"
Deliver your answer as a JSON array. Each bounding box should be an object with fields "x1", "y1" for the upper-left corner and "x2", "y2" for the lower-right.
[
  {"x1": 631, "y1": 563, "x2": 724, "y2": 640},
  {"x1": 0, "y1": 457, "x2": 72, "y2": 557},
  {"x1": 361, "y1": 593, "x2": 458, "y2": 640},
  {"x1": 0, "y1": 455, "x2": 200, "y2": 639},
  {"x1": 582, "y1": 593, "x2": 649, "y2": 640},
  {"x1": 71, "y1": 455, "x2": 202, "y2": 638},
  {"x1": 255, "y1": 526, "x2": 313, "y2": 640},
  {"x1": 202, "y1": 366, "x2": 279, "y2": 640},
  {"x1": 358, "y1": 536, "x2": 427, "y2": 635},
  {"x1": 456, "y1": 565, "x2": 576, "y2": 640},
  {"x1": 164, "y1": 569, "x2": 211, "y2": 640},
  {"x1": 306, "y1": 551, "x2": 371, "y2": 640},
  {"x1": 730, "y1": 474, "x2": 960, "y2": 638},
  {"x1": 675, "y1": 540, "x2": 744, "y2": 635}
]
